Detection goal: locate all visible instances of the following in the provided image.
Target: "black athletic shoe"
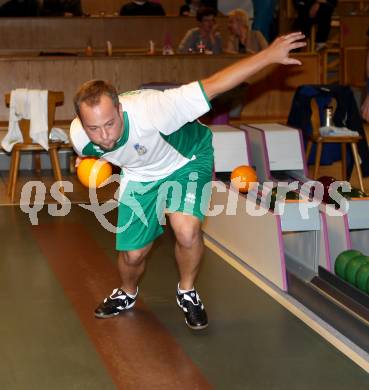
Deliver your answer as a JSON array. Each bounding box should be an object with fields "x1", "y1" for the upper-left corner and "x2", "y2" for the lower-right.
[
  {"x1": 176, "y1": 289, "x2": 208, "y2": 330},
  {"x1": 94, "y1": 288, "x2": 136, "y2": 319}
]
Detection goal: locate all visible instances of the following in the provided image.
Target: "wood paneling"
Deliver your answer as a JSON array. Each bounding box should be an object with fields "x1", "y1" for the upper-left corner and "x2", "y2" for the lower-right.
[
  {"x1": 0, "y1": 16, "x2": 229, "y2": 53},
  {"x1": 342, "y1": 46, "x2": 368, "y2": 87},
  {"x1": 340, "y1": 16, "x2": 369, "y2": 47},
  {"x1": 0, "y1": 55, "x2": 235, "y2": 121},
  {"x1": 0, "y1": 53, "x2": 320, "y2": 126},
  {"x1": 240, "y1": 53, "x2": 321, "y2": 121}
]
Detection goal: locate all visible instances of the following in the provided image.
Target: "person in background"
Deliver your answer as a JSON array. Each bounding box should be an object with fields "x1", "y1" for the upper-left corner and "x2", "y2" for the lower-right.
[
  {"x1": 252, "y1": 0, "x2": 277, "y2": 43},
  {"x1": 0, "y1": 0, "x2": 39, "y2": 16},
  {"x1": 120, "y1": 1, "x2": 165, "y2": 16},
  {"x1": 41, "y1": 0, "x2": 82, "y2": 16},
  {"x1": 178, "y1": 7, "x2": 221, "y2": 54},
  {"x1": 225, "y1": 8, "x2": 268, "y2": 54},
  {"x1": 361, "y1": 48, "x2": 369, "y2": 122},
  {"x1": 179, "y1": 0, "x2": 203, "y2": 16},
  {"x1": 293, "y1": 0, "x2": 337, "y2": 51}
]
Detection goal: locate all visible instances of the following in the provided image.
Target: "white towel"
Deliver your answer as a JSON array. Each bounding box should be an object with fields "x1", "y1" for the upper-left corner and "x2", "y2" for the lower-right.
[
  {"x1": 1, "y1": 89, "x2": 49, "y2": 151},
  {"x1": 50, "y1": 127, "x2": 69, "y2": 143},
  {"x1": 1, "y1": 89, "x2": 67, "y2": 152},
  {"x1": 319, "y1": 126, "x2": 360, "y2": 137},
  {"x1": 28, "y1": 90, "x2": 49, "y2": 150},
  {"x1": 1, "y1": 89, "x2": 28, "y2": 152}
]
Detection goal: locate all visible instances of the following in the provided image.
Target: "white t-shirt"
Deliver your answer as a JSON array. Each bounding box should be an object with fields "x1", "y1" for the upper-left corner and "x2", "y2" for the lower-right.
[{"x1": 70, "y1": 81, "x2": 212, "y2": 183}]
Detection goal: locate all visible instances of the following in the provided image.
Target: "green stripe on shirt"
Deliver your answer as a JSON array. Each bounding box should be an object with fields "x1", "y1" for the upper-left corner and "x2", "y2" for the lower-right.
[{"x1": 198, "y1": 80, "x2": 212, "y2": 110}]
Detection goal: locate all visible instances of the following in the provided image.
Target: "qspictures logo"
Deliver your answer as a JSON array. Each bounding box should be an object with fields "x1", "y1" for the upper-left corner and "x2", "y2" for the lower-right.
[{"x1": 19, "y1": 173, "x2": 354, "y2": 232}]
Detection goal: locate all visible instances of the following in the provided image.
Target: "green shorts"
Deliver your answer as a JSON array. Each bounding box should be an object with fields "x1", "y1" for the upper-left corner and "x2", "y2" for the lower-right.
[{"x1": 116, "y1": 151, "x2": 214, "y2": 251}]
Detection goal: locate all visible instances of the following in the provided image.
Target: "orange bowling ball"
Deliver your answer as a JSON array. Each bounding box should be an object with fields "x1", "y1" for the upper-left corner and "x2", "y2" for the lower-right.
[
  {"x1": 230, "y1": 165, "x2": 258, "y2": 193},
  {"x1": 77, "y1": 157, "x2": 112, "y2": 188}
]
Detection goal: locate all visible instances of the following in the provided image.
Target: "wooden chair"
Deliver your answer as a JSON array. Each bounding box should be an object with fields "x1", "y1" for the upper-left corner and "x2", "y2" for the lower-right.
[
  {"x1": 5, "y1": 91, "x2": 64, "y2": 202},
  {"x1": 305, "y1": 96, "x2": 364, "y2": 191}
]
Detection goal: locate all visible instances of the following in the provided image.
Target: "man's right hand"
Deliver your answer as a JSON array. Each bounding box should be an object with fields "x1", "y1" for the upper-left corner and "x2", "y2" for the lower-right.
[{"x1": 75, "y1": 156, "x2": 82, "y2": 168}]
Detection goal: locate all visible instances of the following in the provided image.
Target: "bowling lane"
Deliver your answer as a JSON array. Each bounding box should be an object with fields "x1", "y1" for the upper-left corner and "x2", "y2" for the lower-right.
[
  {"x1": 0, "y1": 206, "x2": 114, "y2": 390},
  {"x1": 2, "y1": 205, "x2": 369, "y2": 389}
]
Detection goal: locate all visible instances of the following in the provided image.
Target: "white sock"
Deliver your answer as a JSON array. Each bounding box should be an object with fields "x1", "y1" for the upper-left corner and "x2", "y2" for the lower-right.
[
  {"x1": 126, "y1": 287, "x2": 138, "y2": 299},
  {"x1": 177, "y1": 283, "x2": 194, "y2": 294}
]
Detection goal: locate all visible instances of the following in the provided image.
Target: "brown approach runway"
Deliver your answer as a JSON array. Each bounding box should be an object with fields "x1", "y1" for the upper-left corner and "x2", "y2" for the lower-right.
[{"x1": 1, "y1": 204, "x2": 369, "y2": 389}]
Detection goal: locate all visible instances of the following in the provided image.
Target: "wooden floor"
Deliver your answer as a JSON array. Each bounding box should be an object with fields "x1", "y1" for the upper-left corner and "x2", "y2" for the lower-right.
[
  {"x1": 2, "y1": 148, "x2": 369, "y2": 387},
  {"x1": 2, "y1": 205, "x2": 369, "y2": 389}
]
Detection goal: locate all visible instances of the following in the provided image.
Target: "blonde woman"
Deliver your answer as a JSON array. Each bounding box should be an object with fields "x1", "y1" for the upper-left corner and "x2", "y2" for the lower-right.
[{"x1": 226, "y1": 8, "x2": 268, "y2": 54}]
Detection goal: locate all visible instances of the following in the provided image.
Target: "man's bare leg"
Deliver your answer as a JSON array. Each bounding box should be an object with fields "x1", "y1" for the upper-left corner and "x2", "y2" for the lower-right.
[
  {"x1": 94, "y1": 243, "x2": 152, "y2": 318},
  {"x1": 168, "y1": 213, "x2": 203, "y2": 290},
  {"x1": 117, "y1": 243, "x2": 153, "y2": 294}
]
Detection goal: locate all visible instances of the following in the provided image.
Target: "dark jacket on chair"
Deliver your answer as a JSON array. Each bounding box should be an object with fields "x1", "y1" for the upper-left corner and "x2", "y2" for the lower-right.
[{"x1": 287, "y1": 84, "x2": 369, "y2": 177}]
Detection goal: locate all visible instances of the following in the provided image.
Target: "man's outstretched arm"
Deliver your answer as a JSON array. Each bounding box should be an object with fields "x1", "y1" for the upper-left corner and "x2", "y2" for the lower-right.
[{"x1": 201, "y1": 32, "x2": 306, "y2": 100}]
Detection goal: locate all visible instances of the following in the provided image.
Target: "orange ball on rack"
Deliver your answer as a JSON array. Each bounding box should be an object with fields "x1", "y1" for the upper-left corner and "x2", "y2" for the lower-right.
[
  {"x1": 77, "y1": 157, "x2": 112, "y2": 188},
  {"x1": 230, "y1": 165, "x2": 258, "y2": 193}
]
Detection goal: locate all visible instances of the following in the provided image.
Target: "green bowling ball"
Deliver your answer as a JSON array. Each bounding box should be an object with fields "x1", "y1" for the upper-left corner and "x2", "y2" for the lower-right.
[
  {"x1": 345, "y1": 255, "x2": 369, "y2": 285},
  {"x1": 355, "y1": 262, "x2": 369, "y2": 292},
  {"x1": 335, "y1": 249, "x2": 362, "y2": 279}
]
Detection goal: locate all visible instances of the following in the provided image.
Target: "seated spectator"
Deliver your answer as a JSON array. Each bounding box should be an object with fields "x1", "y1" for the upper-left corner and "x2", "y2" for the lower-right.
[
  {"x1": 0, "y1": 0, "x2": 39, "y2": 16},
  {"x1": 252, "y1": 0, "x2": 277, "y2": 43},
  {"x1": 293, "y1": 0, "x2": 337, "y2": 51},
  {"x1": 178, "y1": 7, "x2": 222, "y2": 54},
  {"x1": 41, "y1": 0, "x2": 82, "y2": 16},
  {"x1": 225, "y1": 8, "x2": 267, "y2": 54},
  {"x1": 120, "y1": 1, "x2": 165, "y2": 16},
  {"x1": 179, "y1": 0, "x2": 203, "y2": 16}
]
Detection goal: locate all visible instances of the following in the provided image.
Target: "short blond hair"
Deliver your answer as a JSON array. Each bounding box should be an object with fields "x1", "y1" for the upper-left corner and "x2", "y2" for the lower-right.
[{"x1": 228, "y1": 8, "x2": 250, "y2": 29}]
